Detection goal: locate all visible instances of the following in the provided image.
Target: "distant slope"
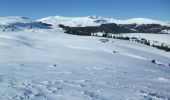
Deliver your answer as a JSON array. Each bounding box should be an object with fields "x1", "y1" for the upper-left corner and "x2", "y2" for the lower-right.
[
  {"x1": 37, "y1": 16, "x2": 102, "y2": 27},
  {"x1": 0, "y1": 16, "x2": 170, "y2": 33},
  {"x1": 59, "y1": 23, "x2": 170, "y2": 35},
  {"x1": 39, "y1": 16, "x2": 170, "y2": 34},
  {"x1": 38, "y1": 16, "x2": 170, "y2": 27},
  {"x1": 0, "y1": 16, "x2": 31, "y2": 25},
  {"x1": 0, "y1": 16, "x2": 52, "y2": 32}
]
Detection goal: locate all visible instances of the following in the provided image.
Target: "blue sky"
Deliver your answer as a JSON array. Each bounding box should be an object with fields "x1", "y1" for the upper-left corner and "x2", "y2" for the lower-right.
[{"x1": 0, "y1": 0, "x2": 170, "y2": 21}]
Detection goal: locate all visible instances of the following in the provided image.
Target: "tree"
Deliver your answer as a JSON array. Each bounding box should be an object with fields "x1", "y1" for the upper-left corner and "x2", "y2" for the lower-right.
[
  {"x1": 151, "y1": 59, "x2": 156, "y2": 64},
  {"x1": 102, "y1": 33, "x2": 107, "y2": 37},
  {"x1": 124, "y1": 37, "x2": 130, "y2": 40},
  {"x1": 147, "y1": 41, "x2": 150, "y2": 46}
]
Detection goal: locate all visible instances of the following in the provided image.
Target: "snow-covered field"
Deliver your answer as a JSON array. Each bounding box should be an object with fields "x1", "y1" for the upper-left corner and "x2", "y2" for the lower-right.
[
  {"x1": 122, "y1": 33, "x2": 170, "y2": 46},
  {"x1": 0, "y1": 30, "x2": 170, "y2": 100}
]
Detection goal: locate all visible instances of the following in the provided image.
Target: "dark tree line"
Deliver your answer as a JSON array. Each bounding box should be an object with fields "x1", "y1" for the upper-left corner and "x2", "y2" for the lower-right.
[
  {"x1": 59, "y1": 23, "x2": 170, "y2": 36},
  {"x1": 59, "y1": 23, "x2": 133, "y2": 36},
  {"x1": 96, "y1": 34, "x2": 170, "y2": 52},
  {"x1": 152, "y1": 44, "x2": 170, "y2": 52}
]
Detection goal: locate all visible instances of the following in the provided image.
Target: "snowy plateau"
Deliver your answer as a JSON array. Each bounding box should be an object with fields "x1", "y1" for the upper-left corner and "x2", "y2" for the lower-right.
[{"x1": 0, "y1": 16, "x2": 170, "y2": 100}]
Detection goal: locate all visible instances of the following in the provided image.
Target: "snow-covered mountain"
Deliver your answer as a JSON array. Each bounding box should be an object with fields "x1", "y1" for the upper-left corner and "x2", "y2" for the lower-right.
[
  {"x1": 0, "y1": 16, "x2": 52, "y2": 32},
  {"x1": 0, "y1": 16, "x2": 170, "y2": 33},
  {"x1": 0, "y1": 16, "x2": 170, "y2": 99},
  {"x1": 0, "y1": 16, "x2": 31, "y2": 25},
  {"x1": 116, "y1": 18, "x2": 170, "y2": 26},
  {"x1": 38, "y1": 16, "x2": 170, "y2": 27},
  {"x1": 37, "y1": 16, "x2": 103, "y2": 27},
  {"x1": 38, "y1": 16, "x2": 170, "y2": 34}
]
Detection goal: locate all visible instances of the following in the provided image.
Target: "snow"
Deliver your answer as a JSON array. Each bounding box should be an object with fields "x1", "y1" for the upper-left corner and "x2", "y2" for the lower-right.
[
  {"x1": 0, "y1": 16, "x2": 31, "y2": 25},
  {"x1": 0, "y1": 16, "x2": 169, "y2": 32},
  {"x1": 0, "y1": 16, "x2": 52, "y2": 32},
  {"x1": 38, "y1": 16, "x2": 101, "y2": 27},
  {"x1": 0, "y1": 15, "x2": 170, "y2": 100},
  {"x1": 162, "y1": 29, "x2": 170, "y2": 34},
  {"x1": 38, "y1": 16, "x2": 170, "y2": 27},
  {"x1": 122, "y1": 33, "x2": 170, "y2": 46},
  {"x1": 0, "y1": 29, "x2": 170, "y2": 100},
  {"x1": 120, "y1": 18, "x2": 170, "y2": 26}
]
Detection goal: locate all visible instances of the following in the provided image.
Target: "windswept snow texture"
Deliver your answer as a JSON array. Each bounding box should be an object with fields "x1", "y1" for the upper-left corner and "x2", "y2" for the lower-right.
[{"x1": 0, "y1": 30, "x2": 170, "y2": 100}]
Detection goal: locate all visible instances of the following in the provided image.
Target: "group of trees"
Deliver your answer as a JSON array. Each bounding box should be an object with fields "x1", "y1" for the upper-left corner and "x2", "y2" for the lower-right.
[
  {"x1": 152, "y1": 43, "x2": 170, "y2": 52},
  {"x1": 97, "y1": 33, "x2": 170, "y2": 67},
  {"x1": 59, "y1": 23, "x2": 134, "y2": 36},
  {"x1": 1, "y1": 25, "x2": 13, "y2": 32},
  {"x1": 120, "y1": 24, "x2": 170, "y2": 33},
  {"x1": 91, "y1": 33, "x2": 130, "y2": 40},
  {"x1": 112, "y1": 35, "x2": 170, "y2": 52},
  {"x1": 112, "y1": 35, "x2": 130, "y2": 40},
  {"x1": 59, "y1": 24, "x2": 170, "y2": 52},
  {"x1": 95, "y1": 33, "x2": 170, "y2": 52},
  {"x1": 59, "y1": 24, "x2": 98, "y2": 36},
  {"x1": 1, "y1": 25, "x2": 35, "y2": 32},
  {"x1": 1, "y1": 22, "x2": 52, "y2": 32},
  {"x1": 2, "y1": 29, "x2": 14, "y2": 32},
  {"x1": 59, "y1": 23, "x2": 170, "y2": 36},
  {"x1": 133, "y1": 38, "x2": 151, "y2": 46}
]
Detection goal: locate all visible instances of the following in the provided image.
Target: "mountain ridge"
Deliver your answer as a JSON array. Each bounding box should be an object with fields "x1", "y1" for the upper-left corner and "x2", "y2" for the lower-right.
[
  {"x1": 0, "y1": 16, "x2": 170, "y2": 33},
  {"x1": 38, "y1": 16, "x2": 170, "y2": 27}
]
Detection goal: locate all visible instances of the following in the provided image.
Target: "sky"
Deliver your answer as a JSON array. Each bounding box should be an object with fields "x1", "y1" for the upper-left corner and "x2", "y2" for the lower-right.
[{"x1": 0, "y1": 0, "x2": 170, "y2": 21}]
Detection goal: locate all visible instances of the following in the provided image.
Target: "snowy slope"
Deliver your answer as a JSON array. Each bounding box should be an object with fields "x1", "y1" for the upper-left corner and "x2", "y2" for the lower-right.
[
  {"x1": 0, "y1": 16, "x2": 31, "y2": 25},
  {"x1": 37, "y1": 16, "x2": 102, "y2": 27},
  {"x1": 122, "y1": 33, "x2": 170, "y2": 46},
  {"x1": 0, "y1": 30, "x2": 170, "y2": 100},
  {"x1": 0, "y1": 16, "x2": 169, "y2": 32},
  {"x1": 0, "y1": 16, "x2": 52, "y2": 32},
  {"x1": 38, "y1": 16, "x2": 170, "y2": 27},
  {"x1": 119, "y1": 18, "x2": 170, "y2": 26}
]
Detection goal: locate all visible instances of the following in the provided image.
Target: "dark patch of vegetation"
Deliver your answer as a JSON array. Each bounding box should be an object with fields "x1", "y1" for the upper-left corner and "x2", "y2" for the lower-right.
[
  {"x1": 151, "y1": 59, "x2": 156, "y2": 64},
  {"x1": 59, "y1": 24, "x2": 99, "y2": 36},
  {"x1": 1, "y1": 22, "x2": 53, "y2": 32},
  {"x1": 152, "y1": 44, "x2": 170, "y2": 52},
  {"x1": 59, "y1": 24, "x2": 170, "y2": 52},
  {"x1": 59, "y1": 23, "x2": 170, "y2": 36},
  {"x1": 112, "y1": 36, "x2": 130, "y2": 40},
  {"x1": 135, "y1": 38, "x2": 150, "y2": 46},
  {"x1": 100, "y1": 23, "x2": 133, "y2": 33},
  {"x1": 120, "y1": 24, "x2": 170, "y2": 33},
  {"x1": 59, "y1": 23, "x2": 134, "y2": 36},
  {"x1": 53, "y1": 64, "x2": 57, "y2": 67},
  {"x1": 109, "y1": 35, "x2": 170, "y2": 52},
  {"x1": 128, "y1": 37, "x2": 170, "y2": 52},
  {"x1": 39, "y1": 22, "x2": 53, "y2": 27},
  {"x1": 113, "y1": 50, "x2": 118, "y2": 53}
]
